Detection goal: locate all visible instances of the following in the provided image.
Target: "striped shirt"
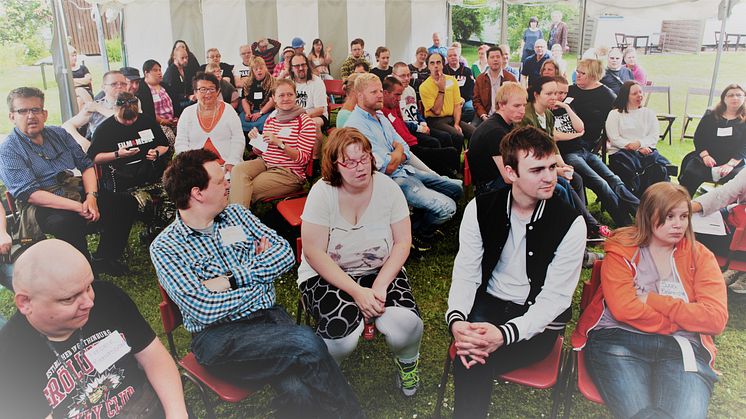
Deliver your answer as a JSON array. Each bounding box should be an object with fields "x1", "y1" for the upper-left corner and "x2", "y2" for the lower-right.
[
  {"x1": 0, "y1": 126, "x2": 93, "y2": 201},
  {"x1": 259, "y1": 113, "x2": 316, "y2": 179},
  {"x1": 149, "y1": 204, "x2": 295, "y2": 333}
]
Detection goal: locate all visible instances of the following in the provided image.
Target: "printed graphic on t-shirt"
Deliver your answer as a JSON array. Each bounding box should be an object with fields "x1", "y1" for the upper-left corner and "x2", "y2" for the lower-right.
[{"x1": 296, "y1": 90, "x2": 309, "y2": 109}]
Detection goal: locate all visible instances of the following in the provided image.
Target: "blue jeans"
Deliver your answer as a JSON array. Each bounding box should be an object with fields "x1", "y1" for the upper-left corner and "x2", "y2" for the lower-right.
[
  {"x1": 563, "y1": 149, "x2": 639, "y2": 226},
  {"x1": 586, "y1": 328, "x2": 717, "y2": 419},
  {"x1": 191, "y1": 306, "x2": 363, "y2": 419},
  {"x1": 462, "y1": 99, "x2": 475, "y2": 123},
  {"x1": 395, "y1": 169, "x2": 463, "y2": 237},
  {"x1": 239, "y1": 110, "x2": 270, "y2": 133}
]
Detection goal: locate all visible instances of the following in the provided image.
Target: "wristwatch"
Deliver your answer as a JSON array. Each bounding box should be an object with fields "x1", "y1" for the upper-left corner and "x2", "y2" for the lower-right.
[
  {"x1": 86, "y1": 191, "x2": 99, "y2": 198},
  {"x1": 114, "y1": 150, "x2": 119, "y2": 159},
  {"x1": 278, "y1": 142, "x2": 286, "y2": 150}
]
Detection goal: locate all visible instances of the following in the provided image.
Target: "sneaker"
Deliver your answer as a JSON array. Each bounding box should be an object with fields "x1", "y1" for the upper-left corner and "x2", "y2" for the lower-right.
[
  {"x1": 411, "y1": 236, "x2": 432, "y2": 252},
  {"x1": 729, "y1": 276, "x2": 746, "y2": 294},
  {"x1": 583, "y1": 251, "x2": 604, "y2": 269},
  {"x1": 722, "y1": 270, "x2": 742, "y2": 286},
  {"x1": 395, "y1": 358, "x2": 420, "y2": 396}
]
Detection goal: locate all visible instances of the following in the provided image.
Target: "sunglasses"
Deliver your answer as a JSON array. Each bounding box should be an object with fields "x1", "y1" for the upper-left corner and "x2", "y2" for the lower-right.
[{"x1": 116, "y1": 97, "x2": 139, "y2": 106}]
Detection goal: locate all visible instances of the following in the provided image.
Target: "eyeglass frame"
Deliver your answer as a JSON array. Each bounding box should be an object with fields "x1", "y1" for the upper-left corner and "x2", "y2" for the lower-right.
[{"x1": 336, "y1": 154, "x2": 371, "y2": 169}]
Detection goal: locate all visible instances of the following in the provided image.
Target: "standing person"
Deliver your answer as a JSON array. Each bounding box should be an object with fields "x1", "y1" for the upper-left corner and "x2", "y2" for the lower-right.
[
  {"x1": 150, "y1": 149, "x2": 365, "y2": 419},
  {"x1": 308, "y1": 38, "x2": 333, "y2": 80},
  {"x1": 340, "y1": 38, "x2": 371, "y2": 78},
  {"x1": 521, "y1": 39, "x2": 551, "y2": 88},
  {"x1": 408, "y1": 46, "x2": 430, "y2": 94},
  {"x1": 371, "y1": 46, "x2": 393, "y2": 82},
  {"x1": 0, "y1": 239, "x2": 189, "y2": 419},
  {"x1": 606, "y1": 80, "x2": 671, "y2": 197},
  {"x1": 163, "y1": 47, "x2": 196, "y2": 116},
  {"x1": 471, "y1": 45, "x2": 490, "y2": 77},
  {"x1": 428, "y1": 32, "x2": 448, "y2": 57},
  {"x1": 205, "y1": 62, "x2": 240, "y2": 110},
  {"x1": 679, "y1": 84, "x2": 746, "y2": 197},
  {"x1": 444, "y1": 47, "x2": 476, "y2": 123},
  {"x1": 233, "y1": 44, "x2": 254, "y2": 88},
  {"x1": 299, "y1": 128, "x2": 423, "y2": 395},
  {"x1": 175, "y1": 72, "x2": 244, "y2": 172},
  {"x1": 573, "y1": 182, "x2": 727, "y2": 419},
  {"x1": 600, "y1": 48, "x2": 635, "y2": 95},
  {"x1": 473, "y1": 46, "x2": 517, "y2": 126},
  {"x1": 561, "y1": 59, "x2": 639, "y2": 227},
  {"x1": 230, "y1": 79, "x2": 316, "y2": 207},
  {"x1": 548, "y1": 11, "x2": 569, "y2": 52},
  {"x1": 520, "y1": 17, "x2": 543, "y2": 62},
  {"x1": 200, "y1": 48, "x2": 235, "y2": 86},
  {"x1": 239, "y1": 57, "x2": 275, "y2": 133},
  {"x1": 69, "y1": 46, "x2": 93, "y2": 108},
  {"x1": 251, "y1": 37, "x2": 282, "y2": 73},
  {"x1": 419, "y1": 52, "x2": 475, "y2": 150},
  {"x1": 448, "y1": 126, "x2": 586, "y2": 419},
  {"x1": 623, "y1": 47, "x2": 647, "y2": 85}
]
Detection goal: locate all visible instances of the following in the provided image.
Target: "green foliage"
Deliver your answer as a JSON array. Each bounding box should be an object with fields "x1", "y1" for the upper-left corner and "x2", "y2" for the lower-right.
[
  {"x1": 451, "y1": 6, "x2": 485, "y2": 42},
  {"x1": 0, "y1": 0, "x2": 51, "y2": 44},
  {"x1": 106, "y1": 37, "x2": 122, "y2": 63}
]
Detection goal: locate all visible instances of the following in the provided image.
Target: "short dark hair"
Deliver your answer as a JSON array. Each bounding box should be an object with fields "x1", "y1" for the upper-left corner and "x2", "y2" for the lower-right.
[
  {"x1": 351, "y1": 38, "x2": 364, "y2": 48},
  {"x1": 290, "y1": 53, "x2": 311, "y2": 81},
  {"x1": 143, "y1": 59, "x2": 161, "y2": 74},
  {"x1": 500, "y1": 126, "x2": 556, "y2": 173},
  {"x1": 527, "y1": 76, "x2": 556, "y2": 103},
  {"x1": 382, "y1": 76, "x2": 402, "y2": 92},
  {"x1": 612, "y1": 80, "x2": 640, "y2": 113},
  {"x1": 486, "y1": 45, "x2": 504, "y2": 59},
  {"x1": 375, "y1": 46, "x2": 389, "y2": 59},
  {"x1": 322, "y1": 128, "x2": 376, "y2": 187},
  {"x1": 7, "y1": 87, "x2": 44, "y2": 112},
  {"x1": 352, "y1": 59, "x2": 370, "y2": 72},
  {"x1": 426, "y1": 51, "x2": 444, "y2": 64},
  {"x1": 162, "y1": 149, "x2": 221, "y2": 210},
  {"x1": 192, "y1": 71, "x2": 220, "y2": 91}
]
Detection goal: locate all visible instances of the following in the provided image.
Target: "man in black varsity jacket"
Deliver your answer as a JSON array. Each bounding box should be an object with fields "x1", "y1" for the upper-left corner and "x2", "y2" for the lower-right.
[{"x1": 446, "y1": 126, "x2": 586, "y2": 418}]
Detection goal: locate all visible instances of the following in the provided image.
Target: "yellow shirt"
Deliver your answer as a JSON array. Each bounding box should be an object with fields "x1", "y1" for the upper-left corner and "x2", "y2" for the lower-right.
[{"x1": 419, "y1": 75, "x2": 462, "y2": 118}]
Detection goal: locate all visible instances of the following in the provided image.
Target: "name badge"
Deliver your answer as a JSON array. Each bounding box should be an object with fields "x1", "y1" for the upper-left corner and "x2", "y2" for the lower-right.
[
  {"x1": 445, "y1": 79, "x2": 455, "y2": 88},
  {"x1": 138, "y1": 129, "x2": 154, "y2": 141},
  {"x1": 659, "y1": 280, "x2": 688, "y2": 301},
  {"x1": 220, "y1": 225, "x2": 248, "y2": 246},
  {"x1": 278, "y1": 127, "x2": 292, "y2": 138},
  {"x1": 387, "y1": 113, "x2": 396, "y2": 123},
  {"x1": 564, "y1": 97, "x2": 574, "y2": 104},
  {"x1": 457, "y1": 77, "x2": 466, "y2": 87},
  {"x1": 717, "y1": 126, "x2": 733, "y2": 137},
  {"x1": 254, "y1": 91, "x2": 263, "y2": 100},
  {"x1": 86, "y1": 331, "x2": 131, "y2": 374},
  {"x1": 411, "y1": 73, "x2": 418, "y2": 80}
]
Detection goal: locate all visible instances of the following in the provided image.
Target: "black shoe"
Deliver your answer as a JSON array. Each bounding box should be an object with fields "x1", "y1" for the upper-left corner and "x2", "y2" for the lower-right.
[
  {"x1": 412, "y1": 235, "x2": 433, "y2": 252},
  {"x1": 92, "y1": 257, "x2": 130, "y2": 277}
]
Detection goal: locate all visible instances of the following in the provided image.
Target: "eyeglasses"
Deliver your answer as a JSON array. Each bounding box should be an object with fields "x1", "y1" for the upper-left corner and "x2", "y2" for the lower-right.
[
  {"x1": 197, "y1": 87, "x2": 217, "y2": 94},
  {"x1": 13, "y1": 107, "x2": 44, "y2": 116},
  {"x1": 337, "y1": 155, "x2": 371, "y2": 169},
  {"x1": 115, "y1": 97, "x2": 139, "y2": 106},
  {"x1": 291, "y1": 64, "x2": 306, "y2": 68},
  {"x1": 106, "y1": 82, "x2": 128, "y2": 88}
]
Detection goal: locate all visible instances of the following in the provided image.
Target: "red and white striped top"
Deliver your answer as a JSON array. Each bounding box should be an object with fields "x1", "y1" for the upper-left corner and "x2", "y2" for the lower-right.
[{"x1": 259, "y1": 113, "x2": 316, "y2": 179}]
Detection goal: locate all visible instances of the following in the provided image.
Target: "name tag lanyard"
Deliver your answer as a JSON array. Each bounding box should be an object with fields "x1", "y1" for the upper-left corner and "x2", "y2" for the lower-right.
[{"x1": 43, "y1": 329, "x2": 89, "y2": 396}]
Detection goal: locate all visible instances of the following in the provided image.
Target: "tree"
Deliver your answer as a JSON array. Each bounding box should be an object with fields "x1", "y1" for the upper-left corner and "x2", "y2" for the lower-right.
[
  {"x1": 0, "y1": 0, "x2": 51, "y2": 44},
  {"x1": 452, "y1": 6, "x2": 484, "y2": 42}
]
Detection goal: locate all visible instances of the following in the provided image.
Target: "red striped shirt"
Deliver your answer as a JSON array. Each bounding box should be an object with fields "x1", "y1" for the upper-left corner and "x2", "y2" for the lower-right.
[{"x1": 260, "y1": 113, "x2": 316, "y2": 179}]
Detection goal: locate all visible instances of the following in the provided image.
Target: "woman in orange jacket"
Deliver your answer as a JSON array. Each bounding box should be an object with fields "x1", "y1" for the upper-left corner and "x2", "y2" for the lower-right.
[{"x1": 572, "y1": 182, "x2": 728, "y2": 419}]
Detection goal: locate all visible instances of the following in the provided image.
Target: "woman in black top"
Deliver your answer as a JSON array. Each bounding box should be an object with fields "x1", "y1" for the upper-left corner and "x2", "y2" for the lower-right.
[
  {"x1": 88, "y1": 92, "x2": 171, "y2": 192},
  {"x1": 679, "y1": 84, "x2": 746, "y2": 197}
]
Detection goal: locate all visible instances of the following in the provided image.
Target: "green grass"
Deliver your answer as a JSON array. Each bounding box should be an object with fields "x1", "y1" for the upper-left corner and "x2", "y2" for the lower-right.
[{"x1": 3, "y1": 51, "x2": 746, "y2": 417}]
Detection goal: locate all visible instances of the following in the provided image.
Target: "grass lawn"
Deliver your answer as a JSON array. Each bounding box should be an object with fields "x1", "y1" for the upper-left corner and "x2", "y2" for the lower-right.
[{"x1": 2, "y1": 51, "x2": 746, "y2": 418}]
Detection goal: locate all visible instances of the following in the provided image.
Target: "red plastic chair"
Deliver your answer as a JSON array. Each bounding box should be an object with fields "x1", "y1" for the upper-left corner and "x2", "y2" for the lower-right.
[
  {"x1": 434, "y1": 334, "x2": 566, "y2": 418},
  {"x1": 324, "y1": 79, "x2": 345, "y2": 111},
  {"x1": 713, "y1": 211, "x2": 746, "y2": 272},
  {"x1": 561, "y1": 260, "x2": 605, "y2": 418},
  {"x1": 157, "y1": 285, "x2": 255, "y2": 419},
  {"x1": 276, "y1": 196, "x2": 307, "y2": 228},
  {"x1": 4, "y1": 191, "x2": 17, "y2": 223}
]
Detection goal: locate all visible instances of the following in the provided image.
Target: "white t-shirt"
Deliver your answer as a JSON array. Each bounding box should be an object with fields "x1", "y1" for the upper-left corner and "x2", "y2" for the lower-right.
[
  {"x1": 399, "y1": 85, "x2": 419, "y2": 123},
  {"x1": 605, "y1": 107, "x2": 660, "y2": 154},
  {"x1": 295, "y1": 75, "x2": 329, "y2": 119},
  {"x1": 233, "y1": 63, "x2": 252, "y2": 83},
  {"x1": 297, "y1": 172, "x2": 410, "y2": 284}
]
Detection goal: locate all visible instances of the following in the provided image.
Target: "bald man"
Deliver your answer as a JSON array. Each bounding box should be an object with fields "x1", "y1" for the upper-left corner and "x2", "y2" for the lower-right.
[{"x1": 0, "y1": 240, "x2": 188, "y2": 419}]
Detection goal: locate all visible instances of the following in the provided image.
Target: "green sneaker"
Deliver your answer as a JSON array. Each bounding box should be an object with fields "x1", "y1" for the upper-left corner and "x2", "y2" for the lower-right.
[{"x1": 395, "y1": 358, "x2": 420, "y2": 397}]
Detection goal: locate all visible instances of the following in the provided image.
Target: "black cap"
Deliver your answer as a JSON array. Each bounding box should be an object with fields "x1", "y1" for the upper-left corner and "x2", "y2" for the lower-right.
[{"x1": 120, "y1": 66, "x2": 141, "y2": 80}]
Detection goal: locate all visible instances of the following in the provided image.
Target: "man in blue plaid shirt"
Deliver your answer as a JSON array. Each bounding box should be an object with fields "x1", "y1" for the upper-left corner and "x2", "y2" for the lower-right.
[{"x1": 150, "y1": 149, "x2": 363, "y2": 418}]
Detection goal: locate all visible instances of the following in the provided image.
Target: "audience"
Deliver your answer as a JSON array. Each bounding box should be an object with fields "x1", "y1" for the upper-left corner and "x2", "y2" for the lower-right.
[
  {"x1": 679, "y1": 84, "x2": 746, "y2": 197},
  {"x1": 473, "y1": 46, "x2": 517, "y2": 126},
  {"x1": 623, "y1": 46, "x2": 647, "y2": 85},
  {"x1": 0, "y1": 239, "x2": 189, "y2": 418},
  {"x1": 251, "y1": 37, "x2": 282, "y2": 73},
  {"x1": 308, "y1": 38, "x2": 333, "y2": 80},
  {"x1": 371, "y1": 46, "x2": 393, "y2": 82},
  {"x1": 521, "y1": 39, "x2": 550, "y2": 88},
  {"x1": 0, "y1": 87, "x2": 136, "y2": 276},
  {"x1": 501, "y1": 44, "x2": 520, "y2": 80},
  {"x1": 600, "y1": 48, "x2": 635, "y2": 95},
  {"x1": 175, "y1": 72, "x2": 244, "y2": 172},
  {"x1": 299, "y1": 128, "x2": 423, "y2": 395},
  {"x1": 163, "y1": 47, "x2": 196, "y2": 115},
  {"x1": 471, "y1": 44, "x2": 489, "y2": 77},
  {"x1": 200, "y1": 47, "x2": 235, "y2": 86},
  {"x1": 291, "y1": 37, "x2": 306, "y2": 55},
  {"x1": 539, "y1": 59, "x2": 560, "y2": 79},
  {"x1": 408, "y1": 46, "x2": 430, "y2": 93},
  {"x1": 272, "y1": 46, "x2": 296, "y2": 79},
  {"x1": 230, "y1": 78, "x2": 315, "y2": 206},
  {"x1": 137, "y1": 59, "x2": 178, "y2": 130},
  {"x1": 444, "y1": 47, "x2": 476, "y2": 123},
  {"x1": 205, "y1": 62, "x2": 240, "y2": 110},
  {"x1": 240, "y1": 57, "x2": 275, "y2": 133},
  {"x1": 69, "y1": 46, "x2": 94, "y2": 109},
  {"x1": 428, "y1": 32, "x2": 448, "y2": 57},
  {"x1": 341, "y1": 38, "x2": 370, "y2": 78},
  {"x1": 550, "y1": 44, "x2": 568, "y2": 77},
  {"x1": 335, "y1": 73, "x2": 360, "y2": 128},
  {"x1": 573, "y1": 182, "x2": 727, "y2": 419},
  {"x1": 168, "y1": 40, "x2": 201, "y2": 79},
  {"x1": 448, "y1": 126, "x2": 585, "y2": 419},
  {"x1": 290, "y1": 53, "x2": 329, "y2": 147},
  {"x1": 233, "y1": 44, "x2": 254, "y2": 88},
  {"x1": 606, "y1": 80, "x2": 671, "y2": 197},
  {"x1": 150, "y1": 149, "x2": 364, "y2": 419}
]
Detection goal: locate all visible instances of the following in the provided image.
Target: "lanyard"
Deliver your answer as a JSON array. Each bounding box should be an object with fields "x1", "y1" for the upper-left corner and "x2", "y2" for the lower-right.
[{"x1": 44, "y1": 329, "x2": 89, "y2": 395}]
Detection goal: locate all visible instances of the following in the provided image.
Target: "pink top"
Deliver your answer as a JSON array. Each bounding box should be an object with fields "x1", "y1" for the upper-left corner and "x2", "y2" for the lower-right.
[{"x1": 627, "y1": 64, "x2": 647, "y2": 86}]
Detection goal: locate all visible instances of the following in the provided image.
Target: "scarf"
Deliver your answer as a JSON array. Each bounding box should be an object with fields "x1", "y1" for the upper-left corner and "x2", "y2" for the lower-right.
[{"x1": 274, "y1": 105, "x2": 305, "y2": 123}]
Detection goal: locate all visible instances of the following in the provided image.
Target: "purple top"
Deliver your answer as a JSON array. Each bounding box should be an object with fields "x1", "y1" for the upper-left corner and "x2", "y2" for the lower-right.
[{"x1": 627, "y1": 64, "x2": 647, "y2": 86}]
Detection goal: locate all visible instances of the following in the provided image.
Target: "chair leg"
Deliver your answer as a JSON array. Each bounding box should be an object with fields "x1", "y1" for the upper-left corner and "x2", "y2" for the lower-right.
[
  {"x1": 681, "y1": 117, "x2": 691, "y2": 141},
  {"x1": 182, "y1": 371, "x2": 217, "y2": 419},
  {"x1": 549, "y1": 348, "x2": 570, "y2": 419},
  {"x1": 434, "y1": 347, "x2": 454, "y2": 419},
  {"x1": 560, "y1": 352, "x2": 577, "y2": 419},
  {"x1": 296, "y1": 298, "x2": 303, "y2": 325}
]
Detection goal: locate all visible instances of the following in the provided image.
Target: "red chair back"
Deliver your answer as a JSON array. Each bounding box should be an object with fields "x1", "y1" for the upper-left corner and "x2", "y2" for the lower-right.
[
  {"x1": 580, "y1": 260, "x2": 603, "y2": 311},
  {"x1": 5, "y1": 191, "x2": 16, "y2": 214},
  {"x1": 324, "y1": 79, "x2": 345, "y2": 101},
  {"x1": 158, "y1": 285, "x2": 183, "y2": 335},
  {"x1": 463, "y1": 150, "x2": 472, "y2": 187}
]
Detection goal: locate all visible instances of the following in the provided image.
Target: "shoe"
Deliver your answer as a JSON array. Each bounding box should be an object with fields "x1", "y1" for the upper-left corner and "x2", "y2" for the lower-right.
[
  {"x1": 363, "y1": 322, "x2": 376, "y2": 341},
  {"x1": 722, "y1": 270, "x2": 742, "y2": 286},
  {"x1": 583, "y1": 251, "x2": 604, "y2": 269},
  {"x1": 92, "y1": 257, "x2": 130, "y2": 277},
  {"x1": 395, "y1": 358, "x2": 420, "y2": 397},
  {"x1": 411, "y1": 235, "x2": 432, "y2": 252},
  {"x1": 729, "y1": 276, "x2": 746, "y2": 294}
]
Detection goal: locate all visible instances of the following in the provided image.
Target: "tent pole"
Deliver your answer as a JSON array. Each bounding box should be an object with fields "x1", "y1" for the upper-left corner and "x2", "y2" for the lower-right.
[
  {"x1": 94, "y1": 4, "x2": 110, "y2": 72},
  {"x1": 500, "y1": 0, "x2": 508, "y2": 46},
  {"x1": 50, "y1": 0, "x2": 77, "y2": 120},
  {"x1": 120, "y1": 9, "x2": 128, "y2": 67},
  {"x1": 578, "y1": 0, "x2": 587, "y2": 59},
  {"x1": 710, "y1": 0, "x2": 730, "y2": 107}
]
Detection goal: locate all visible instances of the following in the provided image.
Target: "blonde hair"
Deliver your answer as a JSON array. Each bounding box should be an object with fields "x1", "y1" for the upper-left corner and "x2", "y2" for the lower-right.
[
  {"x1": 353, "y1": 73, "x2": 381, "y2": 94},
  {"x1": 576, "y1": 59, "x2": 605, "y2": 82},
  {"x1": 243, "y1": 57, "x2": 274, "y2": 96},
  {"x1": 610, "y1": 183, "x2": 694, "y2": 248},
  {"x1": 494, "y1": 81, "x2": 527, "y2": 108}
]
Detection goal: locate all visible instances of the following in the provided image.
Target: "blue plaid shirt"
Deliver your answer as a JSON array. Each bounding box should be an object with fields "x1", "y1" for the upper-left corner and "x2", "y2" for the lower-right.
[
  {"x1": 0, "y1": 126, "x2": 93, "y2": 201},
  {"x1": 150, "y1": 204, "x2": 295, "y2": 333},
  {"x1": 344, "y1": 106, "x2": 413, "y2": 178}
]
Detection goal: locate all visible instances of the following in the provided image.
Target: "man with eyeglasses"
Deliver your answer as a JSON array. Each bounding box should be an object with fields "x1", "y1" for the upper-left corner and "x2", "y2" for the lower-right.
[
  {"x1": 62, "y1": 70, "x2": 130, "y2": 152},
  {"x1": 0, "y1": 87, "x2": 136, "y2": 276},
  {"x1": 290, "y1": 53, "x2": 328, "y2": 144},
  {"x1": 199, "y1": 47, "x2": 235, "y2": 87},
  {"x1": 233, "y1": 44, "x2": 254, "y2": 89}
]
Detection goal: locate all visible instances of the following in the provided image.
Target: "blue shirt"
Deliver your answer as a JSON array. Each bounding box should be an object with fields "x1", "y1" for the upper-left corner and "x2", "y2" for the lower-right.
[
  {"x1": 0, "y1": 126, "x2": 93, "y2": 201},
  {"x1": 150, "y1": 204, "x2": 295, "y2": 333},
  {"x1": 427, "y1": 45, "x2": 448, "y2": 58},
  {"x1": 344, "y1": 105, "x2": 413, "y2": 178}
]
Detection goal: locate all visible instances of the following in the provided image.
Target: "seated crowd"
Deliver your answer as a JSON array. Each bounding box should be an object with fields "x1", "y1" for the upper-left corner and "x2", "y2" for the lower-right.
[{"x1": 0, "y1": 30, "x2": 744, "y2": 419}]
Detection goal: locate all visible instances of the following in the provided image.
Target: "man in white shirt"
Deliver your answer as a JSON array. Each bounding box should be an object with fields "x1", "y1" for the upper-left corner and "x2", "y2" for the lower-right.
[
  {"x1": 233, "y1": 44, "x2": 253, "y2": 89},
  {"x1": 290, "y1": 53, "x2": 328, "y2": 146},
  {"x1": 446, "y1": 125, "x2": 585, "y2": 419}
]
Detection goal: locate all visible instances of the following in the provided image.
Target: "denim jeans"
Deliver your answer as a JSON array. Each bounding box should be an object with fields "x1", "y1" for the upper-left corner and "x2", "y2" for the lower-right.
[
  {"x1": 462, "y1": 99, "x2": 475, "y2": 123},
  {"x1": 191, "y1": 306, "x2": 364, "y2": 419},
  {"x1": 563, "y1": 149, "x2": 639, "y2": 226},
  {"x1": 240, "y1": 110, "x2": 270, "y2": 133},
  {"x1": 586, "y1": 328, "x2": 717, "y2": 419},
  {"x1": 395, "y1": 168, "x2": 463, "y2": 237}
]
